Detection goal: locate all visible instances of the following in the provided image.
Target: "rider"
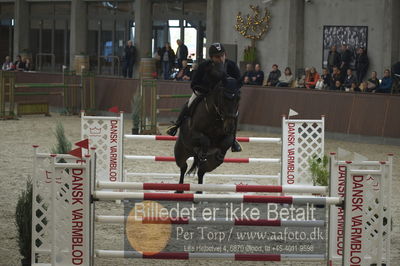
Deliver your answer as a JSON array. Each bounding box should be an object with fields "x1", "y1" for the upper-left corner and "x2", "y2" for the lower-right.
[{"x1": 166, "y1": 43, "x2": 242, "y2": 152}]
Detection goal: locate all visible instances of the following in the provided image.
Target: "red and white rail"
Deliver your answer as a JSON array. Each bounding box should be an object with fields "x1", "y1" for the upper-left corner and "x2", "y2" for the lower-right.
[
  {"x1": 93, "y1": 191, "x2": 341, "y2": 205},
  {"x1": 95, "y1": 215, "x2": 325, "y2": 227},
  {"x1": 124, "y1": 172, "x2": 280, "y2": 180},
  {"x1": 96, "y1": 181, "x2": 328, "y2": 194},
  {"x1": 95, "y1": 250, "x2": 325, "y2": 261},
  {"x1": 123, "y1": 155, "x2": 281, "y2": 164},
  {"x1": 124, "y1": 134, "x2": 281, "y2": 144}
]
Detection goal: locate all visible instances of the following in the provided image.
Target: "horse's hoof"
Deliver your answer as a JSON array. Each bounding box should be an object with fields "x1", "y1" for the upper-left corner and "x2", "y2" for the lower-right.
[
  {"x1": 175, "y1": 190, "x2": 183, "y2": 194},
  {"x1": 195, "y1": 191, "x2": 203, "y2": 194}
]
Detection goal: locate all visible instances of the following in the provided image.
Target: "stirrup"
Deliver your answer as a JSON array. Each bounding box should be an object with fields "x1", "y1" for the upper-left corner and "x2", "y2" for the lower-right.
[
  {"x1": 231, "y1": 140, "x2": 242, "y2": 152},
  {"x1": 166, "y1": 124, "x2": 179, "y2": 136}
]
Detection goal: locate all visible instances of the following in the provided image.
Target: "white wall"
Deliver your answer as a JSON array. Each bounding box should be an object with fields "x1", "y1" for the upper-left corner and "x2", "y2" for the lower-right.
[{"x1": 219, "y1": 0, "x2": 290, "y2": 74}]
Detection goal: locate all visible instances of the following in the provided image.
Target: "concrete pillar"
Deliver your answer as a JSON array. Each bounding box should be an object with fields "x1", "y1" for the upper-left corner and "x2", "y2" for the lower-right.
[
  {"x1": 13, "y1": 0, "x2": 30, "y2": 59},
  {"x1": 287, "y1": 0, "x2": 305, "y2": 75},
  {"x1": 70, "y1": 0, "x2": 87, "y2": 69},
  {"x1": 206, "y1": 0, "x2": 221, "y2": 57},
  {"x1": 134, "y1": 0, "x2": 152, "y2": 58},
  {"x1": 382, "y1": 0, "x2": 400, "y2": 70},
  {"x1": 134, "y1": 0, "x2": 152, "y2": 78}
]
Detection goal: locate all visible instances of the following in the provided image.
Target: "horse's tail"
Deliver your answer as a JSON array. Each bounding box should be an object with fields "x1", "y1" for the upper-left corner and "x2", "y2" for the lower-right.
[{"x1": 186, "y1": 157, "x2": 199, "y2": 176}]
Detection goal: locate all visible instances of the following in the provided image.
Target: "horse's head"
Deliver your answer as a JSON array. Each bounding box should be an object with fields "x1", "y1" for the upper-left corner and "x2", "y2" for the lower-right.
[{"x1": 213, "y1": 84, "x2": 241, "y2": 135}]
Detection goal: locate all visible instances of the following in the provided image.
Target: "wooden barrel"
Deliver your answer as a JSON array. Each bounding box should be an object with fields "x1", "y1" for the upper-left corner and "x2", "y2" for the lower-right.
[
  {"x1": 139, "y1": 58, "x2": 156, "y2": 79},
  {"x1": 74, "y1": 55, "x2": 90, "y2": 74}
]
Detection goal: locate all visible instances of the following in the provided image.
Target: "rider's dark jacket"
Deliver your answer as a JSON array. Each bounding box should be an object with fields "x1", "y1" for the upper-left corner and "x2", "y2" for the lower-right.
[{"x1": 191, "y1": 59, "x2": 242, "y2": 94}]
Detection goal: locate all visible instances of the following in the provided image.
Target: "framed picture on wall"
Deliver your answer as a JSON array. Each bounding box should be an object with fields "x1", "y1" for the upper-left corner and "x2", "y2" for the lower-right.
[{"x1": 322, "y1": 25, "x2": 368, "y2": 69}]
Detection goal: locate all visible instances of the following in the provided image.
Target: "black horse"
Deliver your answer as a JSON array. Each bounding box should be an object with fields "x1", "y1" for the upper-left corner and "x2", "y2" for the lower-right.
[{"x1": 174, "y1": 80, "x2": 240, "y2": 191}]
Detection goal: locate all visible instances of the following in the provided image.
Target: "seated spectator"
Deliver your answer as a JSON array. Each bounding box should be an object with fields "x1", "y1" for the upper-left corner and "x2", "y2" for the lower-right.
[
  {"x1": 242, "y1": 64, "x2": 255, "y2": 83},
  {"x1": 243, "y1": 76, "x2": 251, "y2": 85},
  {"x1": 343, "y1": 68, "x2": 357, "y2": 90},
  {"x1": 330, "y1": 67, "x2": 343, "y2": 89},
  {"x1": 358, "y1": 81, "x2": 368, "y2": 92},
  {"x1": 349, "y1": 81, "x2": 361, "y2": 92},
  {"x1": 24, "y1": 58, "x2": 32, "y2": 71},
  {"x1": 189, "y1": 63, "x2": 198, "y2": 80},
  {"x1": 2, "y1": 56, "x2": 13, "y2": 71},
  {"x1": 305, "y1": 67, "x2": 320, "y2": 89},
  {"x1": 14, "y1": 55, "x2": 25, "y2": 71},
  {"x1": 277, "y1": 67, "x2": 294, "y2": 87},
  {"x1": 175, "y1": 60, "x2": 191, "y2": 81},
  {"x1": 252, "y1": 64, "x2": 264, "y2": 85},
  {"x1": 316, "y1": 67, "x2": 331, "y2": 89},
  {"x1": 331, "y1": 80, "x2": 344, "y2": 91},
  {"x1": 367, "y1": 71, "x2": 380, "y2": 92},
  {"x1": 376, "y1": 69, "x2": 393, "y2": 93},
  {"x1": 266, "y1": 64, "x2": 281, "y2": 86},
  {"x1": 295, "y1": 68, "x2": 309, "y2": 88}
]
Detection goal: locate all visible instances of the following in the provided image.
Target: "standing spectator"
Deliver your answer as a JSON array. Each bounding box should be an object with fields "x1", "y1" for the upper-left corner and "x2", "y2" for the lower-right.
[
  {"x1": 176, "y1": 39, "x2": 188, "y2": 69},
  {"x1": 175, "y1": 60, "x2": 191, "y2": 81},
  {"x1": 340, "y1": 44, "x2": 352, "y2": 79},
  {"x1": 376, "y1": 69, "x2": 393, "y2": 93},
  {"x1": 277, "y1": 67, "x2": 293, "y2": 87},
  {"x1": 153, "y1": 47, "x2": 162, "y2": 78},
  {"x1": 355, "y1": 47, "x2": 369, "y2": 83},
  {"x1": 158, "y1": 42, "x2": 176, "y2": 80},
  {"x1": 241, "y1": 64, "x2": 255, "y2": 83},
  {"x1": 2, "y1": 56, "x2": 13, "y2": 71},
  {"x1": 327, "y1": 45, "x2": 341, "y2": 73},
  {"x1": 305, "y1": 67, "x2": 320, "y2": 89},
  {"x1": 122, "y1": 40, "x2": 136, "y2": 78},
  {"x1": 367, "y1": 71, "x2": 380, "y2": 92},
  {"x1": 343, "y1": 68, "x2": 357, "y2": 90},
  {"x1": 266, "y1": 64, "x2": 281, "y2": 86},
  {"x1": 14, "y1": 55, "x2": 25, "y2": 71},
  {"x1": 252, "y1": 64, "x2": 264, "y2": 86}
]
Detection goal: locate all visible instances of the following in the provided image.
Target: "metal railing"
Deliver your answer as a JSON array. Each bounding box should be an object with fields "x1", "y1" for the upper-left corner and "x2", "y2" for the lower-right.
[{"x1": 98, "y1": 56, "x2": 121, "y2": 76}]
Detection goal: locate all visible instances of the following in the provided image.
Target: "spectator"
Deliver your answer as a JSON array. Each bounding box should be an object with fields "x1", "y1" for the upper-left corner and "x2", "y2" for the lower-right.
[
  {"x1": 175, "y1": 60, "x2": 191, "y2": 81},
  {"x1": 327, "y1": 45, "x2": 341, "y2": 73},
  {"x1": 2, "y1": 56, "x2": 13, "y2": 71},
  {"x1": 277, "y1": 67, "x2": 294, "y2": 87},
  {"x1": 158, "y1": 42, "x2": 176, "y2": 80},
  {"x1": 320, "y1": 67, "x2": 331, "y2": 89},
  {"x1": 14, "y1": 55, "x2": 25, "y2": 71},
  {"x1": 122, "y1": 40, "x2": 137, "y2": 78},
  {"x1": 376, "y1": 69, "x2": 393, "y2": 93},
  {"x1": 252, "y1": 64, "x2": 264, "y2": 85},
  {"x1": 190, "y1": 63, "x2": 198, "y2": 80},
  {"x1": 176, "y1": 39, "x2": 188, "y2": 69},
  {"x1": 331, "y1": 80, "x2": 344, "y2": 91},
  {"x1": 359, "y1": 81, "x2": 368, "y2": 92},
  {"x1": 305, "y1": 67, "x2": 320, "y2": 89},
  {"x1": 153, "y1": 47, "x2": 162, "y2": 78},
  {"x1": 340, "y1": 44, "x2": 352, "y2": 80},
  {"x1": 295, "y1": 68, "x2": 309, "y2": 88},
  {"x1": 243, "y1": 76, "x2": 251, "y2": 85},
  {"x1": 350, "y1": 81, "x2": 361, "y2": 92},
  {"x1": 241, "y1": 64, "x2": 255, "y2": 83},
  {"x1": 355, "y1": 47, "x2": 369, "y2": 83},
  {"x1": 343, "y1": 68, "x2": 357, "y2": 90},
  {"x1": 266, "y1": 64, "x2": 281, "y2": 86},
  {"x1": 24, "y1": 58, "x2": 32, "y2": 71},
  {"x1": 367, "y1": 71, "x2": 380, "y2": 92},
  {"x1": 330, "y1": 67, "x2": 343, "y2": 89}
]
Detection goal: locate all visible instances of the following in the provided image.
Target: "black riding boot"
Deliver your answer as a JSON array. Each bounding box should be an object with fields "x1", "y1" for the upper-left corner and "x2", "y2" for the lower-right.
[
  {"x1": 231, "y1": 116, "x2": 242, "y2": 152},
  {"x1": 166, "y1": 103, "x2": 189, "y2": 136}
]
